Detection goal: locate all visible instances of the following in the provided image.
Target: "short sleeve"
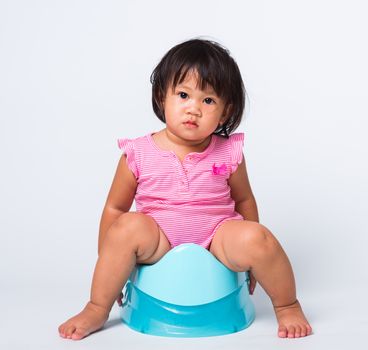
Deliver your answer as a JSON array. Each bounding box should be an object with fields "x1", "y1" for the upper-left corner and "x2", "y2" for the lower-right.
[
  {"x1": 230, "y1": 133, "x2": 244, "y2": 174},
  {"x1": 117, "y1": 138, "x2": 139, "y2": 178}
]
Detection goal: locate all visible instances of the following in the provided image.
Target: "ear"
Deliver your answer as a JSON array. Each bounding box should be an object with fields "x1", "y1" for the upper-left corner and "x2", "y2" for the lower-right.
[
  {"x1": 158, "y1": 94, "x2": 165, "y2": 111},
  {"x1": 224, "y1": 104, "x2": 232, "y2": 118},
  {"x1": 219, "y1": 104, "x2": 232, "y2": 126},
  {"x1": 159, "y1": 92, "x2": 164, "y2": 106},
  {"x1": 160, "y1": 89, "x2": 169, "y2": 109},
  {"x1": 218, "y1": 116, "x2": 227, "y2": 126}
]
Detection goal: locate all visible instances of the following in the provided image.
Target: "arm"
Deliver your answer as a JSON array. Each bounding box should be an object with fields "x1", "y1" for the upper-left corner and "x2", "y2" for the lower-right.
[
  {"x1": 98, "y1": 154, "x2": 137, "y2": 255},
  {"x1": 228, "y1": 154, "x2": 259, "y2": 294},
  {"x1": 228, "y1": 154, "x2": 259, "y2": 223}
]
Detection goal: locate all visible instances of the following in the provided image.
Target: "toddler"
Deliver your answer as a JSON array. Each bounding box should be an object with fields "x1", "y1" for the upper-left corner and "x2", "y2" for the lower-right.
[{"x1": 58, "y1": 38, "x2": 312, "y2": 340}]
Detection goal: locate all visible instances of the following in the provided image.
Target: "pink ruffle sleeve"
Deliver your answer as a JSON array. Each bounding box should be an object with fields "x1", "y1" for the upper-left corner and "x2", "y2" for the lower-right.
[
  {"x1": 230, "y1": 133, "x2": 244, "y2": 174},
  {"x1": 117, "y1": 138, "x2": 139, "y2": 178}
]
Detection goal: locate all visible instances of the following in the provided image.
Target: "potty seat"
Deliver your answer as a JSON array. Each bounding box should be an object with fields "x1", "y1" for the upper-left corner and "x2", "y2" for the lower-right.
[{"x1": 120, "y1": 243, "x2": 255, "y2": 337}]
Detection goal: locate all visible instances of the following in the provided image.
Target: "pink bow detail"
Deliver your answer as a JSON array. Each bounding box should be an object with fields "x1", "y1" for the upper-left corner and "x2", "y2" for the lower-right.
[{"x1": 212, "y1": 163, "x2": 227, "y2": 175}]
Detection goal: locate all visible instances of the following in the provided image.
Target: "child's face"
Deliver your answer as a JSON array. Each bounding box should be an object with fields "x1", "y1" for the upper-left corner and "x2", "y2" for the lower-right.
[{"x1": 162, "y1": 71, "x2": 227, "y2": 143}]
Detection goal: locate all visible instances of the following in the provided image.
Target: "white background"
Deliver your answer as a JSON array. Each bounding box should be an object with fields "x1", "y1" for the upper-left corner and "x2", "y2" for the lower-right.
[{"x1": 1, "y1": 0, "x2": 367, "y2": 349}]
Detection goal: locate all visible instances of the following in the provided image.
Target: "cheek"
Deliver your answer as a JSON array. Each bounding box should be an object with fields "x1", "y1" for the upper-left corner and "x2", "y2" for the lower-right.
[
  {"x1": 163, "y1": 102, "x2": 182, "y2": 121},
  {"x1": 206, "y1": 103, "x2": 222, "y2": 112},
  {"x1": 206, "y1": 107, "x2": 223, "y2": 120}
]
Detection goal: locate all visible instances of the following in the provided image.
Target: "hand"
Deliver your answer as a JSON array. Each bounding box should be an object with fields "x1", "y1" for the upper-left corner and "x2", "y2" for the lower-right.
[
  {"x1": 248, "y1": 271, "x2": 257, "y2": 295},
  {"x1": 116, "y1": 292, "x2": 123, "y2": 307}
]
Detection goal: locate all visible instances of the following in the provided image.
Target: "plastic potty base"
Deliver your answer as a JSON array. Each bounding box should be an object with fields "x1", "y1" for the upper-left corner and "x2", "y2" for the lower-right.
[{"x1": 120, "y1": 281, "x2": 255, "y2": 337}]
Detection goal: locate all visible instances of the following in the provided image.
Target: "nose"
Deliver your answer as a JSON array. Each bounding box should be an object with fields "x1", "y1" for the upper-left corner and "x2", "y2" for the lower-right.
[{"x1": 186, "y1": 99, "x2": 201, "y2": 117}]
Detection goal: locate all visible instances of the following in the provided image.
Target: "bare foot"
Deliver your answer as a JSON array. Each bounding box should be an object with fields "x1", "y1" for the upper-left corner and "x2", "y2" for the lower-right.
[
  {"x1": 274, "y1": 300, "x2": 312, "y2": 338},
  {"x1": 58, "y1": 302, "x2": 109, "y2": 340}
]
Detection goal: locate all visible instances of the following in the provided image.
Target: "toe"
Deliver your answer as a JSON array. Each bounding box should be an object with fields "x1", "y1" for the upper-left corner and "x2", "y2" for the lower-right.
[
  {"x1": 59, "y1": 330, "x2": 67, "y2": 339},
  {"x1": 306, "y1": 324, "x2": 313, "y2": 335},
  {"x1": 71, "y1": 328, "x2": 89, "y2": 341},
  {"x1": 300, "y1": 325, "x2": 307, "y2": 337},
  {"x1": 58, "y1": 324, "x2": 65, "y2": 337},
  {"x1": 287, "y1": 325, "x2": 295, "y2": 338},
  {"x1": 278, "y1": 325, "x2": 287, "y2": 338},
  {"x1": 294, "y1": 325, "x2": 302, "y2": 338},
  {"x1": 65, "y1": 325, "x2": 76, "y2": 339}
]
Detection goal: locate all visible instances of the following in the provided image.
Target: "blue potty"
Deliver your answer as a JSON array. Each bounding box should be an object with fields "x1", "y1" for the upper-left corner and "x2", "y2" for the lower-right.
[{"x1": 120, "y1": 243, "x2": 255, "y2": 337}]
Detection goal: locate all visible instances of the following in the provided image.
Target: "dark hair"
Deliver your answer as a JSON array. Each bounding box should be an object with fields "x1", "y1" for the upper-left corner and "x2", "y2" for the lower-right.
[{"x1": 150, "y1": 39, "x2": 246, "y2": 138}]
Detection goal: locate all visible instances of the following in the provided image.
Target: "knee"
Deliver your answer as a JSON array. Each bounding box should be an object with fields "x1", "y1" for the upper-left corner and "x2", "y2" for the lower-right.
[
  {"x1": 241, "y1": 222, "x2": 279, "y2": 256},
  {"x1": 106, "y1": 212, "x2": 148, "y2": 248},
  {"x1": 111, "y1": 212, "x2": 140, "y2": 233}
]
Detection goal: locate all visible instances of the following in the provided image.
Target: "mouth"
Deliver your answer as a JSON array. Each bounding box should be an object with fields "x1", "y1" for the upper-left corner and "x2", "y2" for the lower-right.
[{"x1": 183, "y1": 121, "x2": 198, "y2": 128}]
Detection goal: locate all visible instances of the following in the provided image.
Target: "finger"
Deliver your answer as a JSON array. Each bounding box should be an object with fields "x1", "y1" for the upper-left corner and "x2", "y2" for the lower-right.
[
  {"x1": 250, "y1": 275, "x2": 257, "y2": 289},
  {"x1": 116, "y1": 292, "x2": 123, "y2": 306},
  {"x1": 248, "y1": 280, "x2": 254, "y2": 294},
  {"x1": 249, "y1": 273, "x2": 257, "y2": 294}
]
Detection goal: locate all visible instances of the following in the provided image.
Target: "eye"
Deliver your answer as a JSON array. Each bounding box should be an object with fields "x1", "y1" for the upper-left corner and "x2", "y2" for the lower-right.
[
  {"x1": 179, "y1": 92, "x2": 188, "y2": 99},
  {"x1": 204, "y1": 97, "x2": 215, "y2": 105}
]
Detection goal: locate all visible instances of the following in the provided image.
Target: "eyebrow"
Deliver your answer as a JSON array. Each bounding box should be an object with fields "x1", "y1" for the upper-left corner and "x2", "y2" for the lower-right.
[{"x1": 176, "y1": 84, "x2": 217, "y2": 95}]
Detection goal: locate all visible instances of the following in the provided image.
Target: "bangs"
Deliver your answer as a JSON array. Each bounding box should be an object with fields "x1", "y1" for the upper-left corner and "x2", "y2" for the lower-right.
[
  {"x1": 171, "y1": 65, "x2": 224, "y2": 97},
  {"x1": 167, "y1": 40, "x2": 231, "y2": 98}
]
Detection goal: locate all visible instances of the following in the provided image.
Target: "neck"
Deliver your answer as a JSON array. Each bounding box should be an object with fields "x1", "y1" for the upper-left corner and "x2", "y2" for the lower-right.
[{"x1": 164, "y1": 129, "x2": 211, "y2": 151}]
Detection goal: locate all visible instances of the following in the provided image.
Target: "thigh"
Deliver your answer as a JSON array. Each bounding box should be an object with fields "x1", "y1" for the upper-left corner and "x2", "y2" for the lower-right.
[
  {"x1": 137, "y1": 222, "x2": 172, "y2": 265},
  {"x1": 110, "y1": 211, "x2": 171, "y2": 265},
  {"x1": 209, "y1": 220, "x2": 267, "y2": 272}
]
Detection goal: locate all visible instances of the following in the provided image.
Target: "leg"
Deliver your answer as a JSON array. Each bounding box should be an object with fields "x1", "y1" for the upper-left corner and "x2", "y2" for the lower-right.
[
  {"x1": 58, "y1": 212, "x2": 171, "y2": 340},
  {"x1": 209, "y1": 220, "x2": 312, "y2": 338}
]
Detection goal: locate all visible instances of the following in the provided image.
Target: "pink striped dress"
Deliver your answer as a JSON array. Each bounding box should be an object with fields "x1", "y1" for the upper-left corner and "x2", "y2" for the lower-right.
[{"x1": 117, "y1": 132, "x2": 245, "y2": 249}]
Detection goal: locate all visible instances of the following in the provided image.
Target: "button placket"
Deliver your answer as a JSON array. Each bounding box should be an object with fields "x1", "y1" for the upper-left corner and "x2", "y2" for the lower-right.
[
  {"x1": 180, "y1": 169, "x2": 189, "y2": 191},
  {"x1": 172, "y1": 154, "x2": 189, "y2": 192},
  {"x1": 183, "y1": 159, "x2": 192, "y2": 179}
]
